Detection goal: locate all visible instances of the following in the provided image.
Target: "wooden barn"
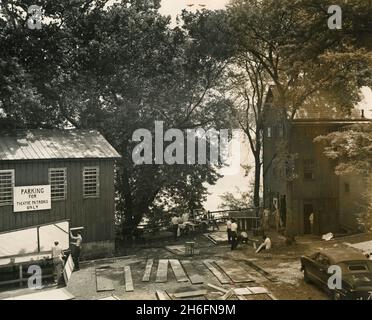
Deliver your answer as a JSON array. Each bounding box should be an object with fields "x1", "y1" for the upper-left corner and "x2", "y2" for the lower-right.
[{"x1": 0, "y1": 129, "x2": 121, "y2": 259}]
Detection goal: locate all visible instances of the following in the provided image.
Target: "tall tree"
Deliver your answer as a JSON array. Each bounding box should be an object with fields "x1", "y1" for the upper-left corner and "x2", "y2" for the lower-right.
[
  {"x1": 315, "y1": 123, "x2": 372, "y2": 230},
  {"x1": 227, "y1": 0, "x2": 372, "y2": 232},
  {"x1": 227, "y1": 56, "x2": 269, "y2": 210}
]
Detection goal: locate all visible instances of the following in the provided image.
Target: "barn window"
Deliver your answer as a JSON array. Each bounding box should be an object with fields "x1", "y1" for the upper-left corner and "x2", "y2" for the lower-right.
[
  {"x1": 49, "y1": 168, "x2": 67, "y2": 200},
  {"x1": 278, "y1": 124, "x2": 284, "y2": 137},
  {"x1": 83, "y1": 166, "x2": 100, "y2": 198},
  {"x1": 0, "y1": 170, "x2": 15, "y2": 206},
  {"x1": 303, "y1": 159, "x2": 315, "y2": 180},
  {"x1": 344, "y1": 183, "x2": 350, "y2": 193}
]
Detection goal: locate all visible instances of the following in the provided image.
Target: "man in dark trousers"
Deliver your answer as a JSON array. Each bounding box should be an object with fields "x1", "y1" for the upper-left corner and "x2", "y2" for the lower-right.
[
  {"x1": 230, "y1": 219, "x2": 238, "y2": 250},
  {"x1": 171, "y1": 214, "x2": 179, "y2": 241},
  {"x1": 70, "y1": 230, "x2": 83, "y2": 271},
  {"x1": 226, "y1": 218, "x2": 232, "y2": 244}
]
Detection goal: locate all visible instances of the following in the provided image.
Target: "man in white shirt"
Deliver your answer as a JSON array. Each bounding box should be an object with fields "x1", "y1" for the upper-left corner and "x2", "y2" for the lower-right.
[
  {"x1": 240, "y1": 231, "x2": 248, "y2": 244},
  {"x1": 262, "y1": 208, "x2": 270, "y2": 231},
  {"x1": 182, "y1": 212, "x2": 189, "y2": 223},
  {"x1": 171, "y1": 215, "x2": 179, "y2": 241},
  {"x1": 230, "y1": 219, "x2": 238, "y2": 250},
  {"x1": 255, "y1": 235, "x2": 272, "y2": 253},
  {"x1": 70, "y1": 230, "x2": 83, "y2": 271},
  {"x1": 51, "y1": 241, "x2": 64, "y2": 283},
  {"x1": 309, "y1": 212, "x2": 314, "y2": 234},
  {"x1": 226, "y1": 218, "x2": 232, "y2": 244}
]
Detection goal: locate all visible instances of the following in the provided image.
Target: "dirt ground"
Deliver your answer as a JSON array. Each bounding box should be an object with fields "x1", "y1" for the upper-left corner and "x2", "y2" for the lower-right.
[{"x1": 1, "y1": 228, "x2": 371, "y2": 300}]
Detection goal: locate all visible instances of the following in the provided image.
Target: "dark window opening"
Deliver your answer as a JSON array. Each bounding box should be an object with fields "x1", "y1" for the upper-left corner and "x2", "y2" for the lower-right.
[
  {"x1": 344, "y1": 183, "x2": 350, "y2": 193},
  {"x1": 303, "y1": 159, "x2": 315, "y2": 180}
]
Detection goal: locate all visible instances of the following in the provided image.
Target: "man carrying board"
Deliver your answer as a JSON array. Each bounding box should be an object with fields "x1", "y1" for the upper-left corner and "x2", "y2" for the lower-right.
[{"x1": 70, "y1": 230, "x2": 83, "y2": 271}]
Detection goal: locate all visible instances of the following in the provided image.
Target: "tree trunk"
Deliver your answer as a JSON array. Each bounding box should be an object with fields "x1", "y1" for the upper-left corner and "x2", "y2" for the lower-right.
[{"x1": 253, "y1": 155, "x2": 261, "y2": 211}]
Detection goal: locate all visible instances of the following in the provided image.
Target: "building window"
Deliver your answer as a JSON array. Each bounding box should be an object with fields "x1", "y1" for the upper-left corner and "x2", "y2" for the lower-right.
[
  {"x1": 49, "y1": 168, "x2": 67, "y2": 200},
  {"x1": 0, "y1": 169, "x2": 15, "y2": 206},
  {"x1": 303, "y1": 159, "x2": 315, "y2": 180},
  {"x1": 344, "y1": 183, "x2": 350, "y2": 193},
  {"x1": 266, "y1": 127, "x2": 272, "y2": 138},
  {"x1": 83, "y1": 166, "x2": 100, "y2": 198},
  {"x1": 278, "y1": 124, "x2": 284, "y2": 137}
]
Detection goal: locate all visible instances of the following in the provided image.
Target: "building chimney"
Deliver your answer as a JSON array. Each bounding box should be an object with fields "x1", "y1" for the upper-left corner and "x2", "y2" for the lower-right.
[{"x1": 361, "y1": 109, "x2": 365, "y2": 118}]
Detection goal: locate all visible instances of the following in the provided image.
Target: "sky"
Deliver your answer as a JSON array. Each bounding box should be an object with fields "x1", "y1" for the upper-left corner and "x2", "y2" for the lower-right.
[{"x1": 159, "y1": 0, "x2": 229, "y2": 16}]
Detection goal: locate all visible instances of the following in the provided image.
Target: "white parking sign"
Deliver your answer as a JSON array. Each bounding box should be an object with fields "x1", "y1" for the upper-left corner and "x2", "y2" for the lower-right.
[{"x1": 13, "y1": 185, "x2": 51, "y2": 212}]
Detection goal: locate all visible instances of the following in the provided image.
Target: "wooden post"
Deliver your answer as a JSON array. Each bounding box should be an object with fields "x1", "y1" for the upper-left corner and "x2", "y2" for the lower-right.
[{"x1": 19, "y1": 264, "x2": 23, "y2": 288}]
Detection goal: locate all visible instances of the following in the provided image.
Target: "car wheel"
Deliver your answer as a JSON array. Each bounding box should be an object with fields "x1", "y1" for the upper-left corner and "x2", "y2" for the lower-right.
[{"x1": 303, "y1": 268, "x2": 311, "y2": 284}]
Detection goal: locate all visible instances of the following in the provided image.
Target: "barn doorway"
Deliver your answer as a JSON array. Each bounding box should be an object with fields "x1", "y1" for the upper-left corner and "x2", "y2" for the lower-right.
[
  {"x1": 303, "y1": 203, "x2": 314, "y2": 234},
  {"x1": 280, "y1": 195, "x2": 286, "y2": 228}
]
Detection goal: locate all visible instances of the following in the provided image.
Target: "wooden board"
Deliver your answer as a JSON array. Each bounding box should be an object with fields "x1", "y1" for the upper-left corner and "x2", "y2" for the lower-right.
[
  {"x1": 243, "y1": 259, "x2": 278, "y2": 282},
  {"x1": 124, "y1": 266, "x2": 134, "y2": 292},
  {"x1": 156, "y1": 259, "x2": 168, "y2": 283},
  {"x1": 142, "y1": 259, "x2": 154, "y2": 282},
  {"x1": 234, "y1": 288, "x2": 252, "y2": 295},
  {"x1": 206, "y1": 232, "x2": 228, "y2": 242},
  {"x1": 216, "y1": 289, "x2": 234, "y2": 301},
  {"x1": 248, "y1": 286, "x2": 269, "y2": 294},
  {"x1": 181, "y1": 260, "x2": 204, "y2": 284},
  {"x1": 215, "y1": 260, "x2": 254, "y2": 283},
  {"x1": 98, "y1": 294, "x2": 120, "y2": 300},
  {"x1": 63, "y1": 254, "x2": 74, "y2": 285},
  {"x1": 166, "y1": 245, "x2": 185, "y2": 255},
  {"x1": 345, "y1": 241, "x2": 372, "y2": 254},
  {"x1": 169, "y1": 259, "x2": 188, "y2": 282},
  {"x1": 3, "y1": 288, "x2": 75, "y2": 300},
  {"x1": 207, "y1": 283, "x2": 228, "y2": 293},
  {"x1": 203, "y1": 234, "x2": 218, "y2": 245},
  {"x1": 96, "y1": 269, "x2": 115, "y2": 292},
  {"x1": 156, "y1": 290, "x2": 172, "y2": 300},
  {"x1": 173, "y1": 290, "x2": 208, "y2": 299},
  {"x1": 203, "y1": 260, "x2": 230, "y2": 284}
]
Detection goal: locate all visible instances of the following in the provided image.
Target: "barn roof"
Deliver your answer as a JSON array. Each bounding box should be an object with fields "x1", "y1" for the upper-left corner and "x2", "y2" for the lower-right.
[{"x1": 0, "y1": 130, "x2": 121, "y2": 161}]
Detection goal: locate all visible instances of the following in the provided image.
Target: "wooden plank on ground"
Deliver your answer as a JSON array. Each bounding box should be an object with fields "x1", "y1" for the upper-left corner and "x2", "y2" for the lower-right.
[
  {"x1": 215, "y1": 260, "x2": 254, "y2": 283},
  {"x1": 96, "y1": 269, "x2": 115, "y2": 292},
  {"x1": 243, "y1": 259, "x2": 278, "y2": 282},
  {"x1": 98, "y1": 294, "x2": 121, "y2": 300},
  {"x1": 169, "y1": 259, "x2": 188, "y2": 282},
  {"x1": 203, "y1": 260, "x2": 230, "y2": 284},
  {"x1": 173, "y1": 290, "x2": 208, "y2": 299},
  {"x1": 345, "y1": 241, "x2": 372, "y2": 254},
  {"x1": 124, "y1": 266, "x2": 134, "y2": 292},
  {"x1": 208, "y1": 232, "x2": 228, "y2": 242},
  {"x1": 142, "y1": 259, "x2": 154, "y2": 282},
  {"x1": 206, "y1": 283, "x2": 228, "y2": 293},
  {"x1": 217, "y1": 289, "x2": 234, "y2": 300},
  {"x1": 181, "y1": 260, "x2": 204, "y2": 284},
  {"x1": 156, "y1": 290, "x2": 172, "y2": 300},
  {"x1": 156, "y1": 259, "x2": 169, "y2": 283},
  {"x1": 203, "y1": 234, "x2": 218, "y2": 245},
  {"x1": 248, "y1": 286, "x2": 269, "y2": 294},
  {"x1": 3, "y1": 288, "x2": 75, "y2": 300}
]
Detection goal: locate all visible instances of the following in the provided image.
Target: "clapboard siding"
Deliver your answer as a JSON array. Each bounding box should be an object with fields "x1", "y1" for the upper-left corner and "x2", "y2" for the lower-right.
[{"x1": 0, "y1": 159, "x2": 115, "y2": 243}]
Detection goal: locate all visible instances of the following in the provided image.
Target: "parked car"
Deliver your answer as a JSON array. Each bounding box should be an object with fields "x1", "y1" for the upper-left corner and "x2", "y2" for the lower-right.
[{"x1": 301, "y1": 247, "x2": 372, "y2": 300}]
